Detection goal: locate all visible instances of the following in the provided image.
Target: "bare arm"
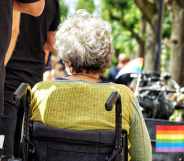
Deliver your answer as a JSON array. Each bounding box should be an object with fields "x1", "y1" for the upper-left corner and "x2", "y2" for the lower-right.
[
  {"x1": 14, "y1": 0, "x2": 45, "y2": 17},
  {"x1": 43, "y1": 32, "x2": 56, "y2": 64},
  {"x1": 4, "y1": 9, "x2": 20, "y2": 66}
]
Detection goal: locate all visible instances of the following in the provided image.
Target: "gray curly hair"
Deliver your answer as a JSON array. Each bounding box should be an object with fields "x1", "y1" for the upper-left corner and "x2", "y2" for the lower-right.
[{"x1": 56, "y1": 10, "x2": 113, "y2": 73}]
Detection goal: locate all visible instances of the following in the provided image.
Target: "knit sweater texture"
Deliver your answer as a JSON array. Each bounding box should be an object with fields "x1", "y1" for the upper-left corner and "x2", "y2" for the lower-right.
[{"x1": 31, "y1": 80, "x2": 152, "y2": 161}]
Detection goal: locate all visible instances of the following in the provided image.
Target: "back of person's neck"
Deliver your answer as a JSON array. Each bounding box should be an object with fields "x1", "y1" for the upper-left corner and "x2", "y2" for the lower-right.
[{"x1": 67, "y1": 72, "x2": 101, "y2": 82}]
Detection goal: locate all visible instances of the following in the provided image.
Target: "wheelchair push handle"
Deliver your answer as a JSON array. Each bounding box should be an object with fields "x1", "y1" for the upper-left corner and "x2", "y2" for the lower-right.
[
  {"x1": 105, "y1": 91, "x2": 121, "y2": 111},
  {"x1": 14, "y1": 83, "x2": 31, "y2": 100},
  {"x1": 105, "y1": 91, "x2": 128, "y2": 161}
]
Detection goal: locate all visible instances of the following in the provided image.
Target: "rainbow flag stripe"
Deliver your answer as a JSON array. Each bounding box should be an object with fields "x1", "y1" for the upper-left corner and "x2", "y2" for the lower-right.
[{"x1": 156, "y1": 125, "x2": 184, "y2": 153}]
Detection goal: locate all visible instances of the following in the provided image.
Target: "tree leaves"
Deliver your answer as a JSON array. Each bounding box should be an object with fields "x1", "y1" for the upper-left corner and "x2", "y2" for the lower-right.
[
  {"x1": 76, "y1": 0, "x2": 95, "y2": 14},
  {"x1": 101, "y1": 0, "x2": 141, "y2": 56}
]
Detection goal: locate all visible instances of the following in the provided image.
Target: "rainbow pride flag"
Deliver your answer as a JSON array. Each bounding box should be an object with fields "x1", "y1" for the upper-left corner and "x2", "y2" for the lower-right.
[{"x1": 156, "y1": 125, "x2": 184, "y2": 152}]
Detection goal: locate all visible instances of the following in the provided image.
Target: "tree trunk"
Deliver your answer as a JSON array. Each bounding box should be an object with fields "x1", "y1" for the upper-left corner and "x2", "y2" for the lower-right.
[
  {"x1": 170, "y1": 1, "x2": 184, "y2": 85},
  {"x1": 135, "y1": 0, "x2": 164, "y2": 73},
  {"x1": 137, "y1": 39, "x2": 145, "y2": 58},
  {"x1": 144, "y1": 18, "x2": 157, "y2": 72},
  {"x1": 137, "y1": 17, "x2": 146, "y2": 58}
]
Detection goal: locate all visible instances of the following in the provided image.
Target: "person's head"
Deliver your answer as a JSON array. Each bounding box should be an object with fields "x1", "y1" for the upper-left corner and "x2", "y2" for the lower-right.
[
  {"x1": 117, "y1": 53, "x2": 129, "y2": 68},
  {"x1": 56, "y1": 10, "x2": 113, "y2": 75}
]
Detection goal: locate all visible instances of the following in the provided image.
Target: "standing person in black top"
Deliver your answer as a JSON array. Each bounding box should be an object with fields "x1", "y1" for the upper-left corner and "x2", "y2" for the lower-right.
[
  {"x1": 0, "y1": 1, "x2": 45, "y2": 160},
  {"x1": 0, "y1": 0, "x2": 45, "y2": 116},
  {"x1": 3, "y1": 0, "x2": 60, "y2": 159},
  {"x1": 0, "y1": 0, "x2": 12, "y2": 118}
]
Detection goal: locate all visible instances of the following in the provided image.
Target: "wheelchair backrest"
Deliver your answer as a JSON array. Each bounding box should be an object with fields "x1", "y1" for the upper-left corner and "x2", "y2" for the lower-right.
[
  {"x1": 15, "y1": 81, "x2": 128, "y2": 161},
  {"x1": 30, "y1": 122, "x2": 127, "y2": 161}
]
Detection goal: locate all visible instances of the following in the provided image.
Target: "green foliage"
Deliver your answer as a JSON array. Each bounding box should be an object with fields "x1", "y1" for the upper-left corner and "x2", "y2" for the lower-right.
[
  {"x1": 101, "y1": 0, "x2": 172, "y2": 70},
  {"x1": 161, "y1": 8, "x2": 172, "y2": 72},
  {"x1": 161, "y1": 43, "x2": 171, "y2": 72},
  {"x1": 101, "y1": 0, "x2": 141, "y2": 58},
  {"x1": 76, "y1": 0, "x2": 95, "y2": 14},
  {"x1": 162, "y1": 8, "x2": 172, "y2": 39},
  {"x1": 59, "y1": 0, "x2": 68, "y2": 22}
]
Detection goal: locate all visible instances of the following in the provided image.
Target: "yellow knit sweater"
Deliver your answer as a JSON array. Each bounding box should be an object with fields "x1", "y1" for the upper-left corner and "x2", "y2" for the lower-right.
[{"x1": 31, "y1": 80, "x2": 152, "y2": 161}]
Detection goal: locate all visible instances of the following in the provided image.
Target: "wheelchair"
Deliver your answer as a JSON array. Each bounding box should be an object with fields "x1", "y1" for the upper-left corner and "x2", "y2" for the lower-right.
[{"x1": 13, "y1": 82, "x2": 128, "y2": 161}]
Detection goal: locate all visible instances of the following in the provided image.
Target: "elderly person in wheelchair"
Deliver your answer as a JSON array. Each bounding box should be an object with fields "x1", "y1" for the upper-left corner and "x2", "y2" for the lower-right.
[{"x1": 17, "y1": 10, "x2": 151, "y2": 161}]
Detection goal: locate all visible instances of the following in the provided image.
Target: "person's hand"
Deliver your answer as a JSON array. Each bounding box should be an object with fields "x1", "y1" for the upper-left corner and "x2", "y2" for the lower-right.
[
  {"x1": 43, "y1": 43, "x2": 50, "y2": 64},
  {"x1": 43, "y1": 32, "x2": 56, "y2": 64}
]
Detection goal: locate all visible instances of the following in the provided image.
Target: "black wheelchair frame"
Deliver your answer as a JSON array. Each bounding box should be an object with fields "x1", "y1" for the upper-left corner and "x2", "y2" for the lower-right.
[{"x1": 14, "y1": 83, "x2": 128, "y2": 161}]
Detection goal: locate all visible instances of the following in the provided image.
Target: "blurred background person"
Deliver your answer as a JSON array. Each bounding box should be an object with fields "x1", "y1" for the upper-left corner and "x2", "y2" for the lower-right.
[
  {"x1": 107, "y1": 53, "x2": 129, "y2": 82},
  {"x1": 43, "y1": 55, "x2": 66, "y2": 81},
  {"x1": 115, "y1": 57, "x2": 144, "y2": 87}
]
